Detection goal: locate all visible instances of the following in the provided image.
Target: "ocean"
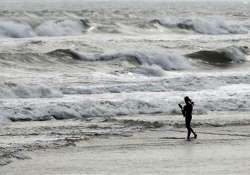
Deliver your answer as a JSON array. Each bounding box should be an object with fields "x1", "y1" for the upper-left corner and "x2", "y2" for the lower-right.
[
  {"x1": 0, "y1": 0, "x2": 250, "y2": 123},
  {"x1": 0, "y1": 0, "x2": 250, "y2": 172}
]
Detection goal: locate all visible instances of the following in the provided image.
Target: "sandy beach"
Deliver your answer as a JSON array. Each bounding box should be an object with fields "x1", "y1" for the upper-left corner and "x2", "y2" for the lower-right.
[{"x1": 1, "y1": 113, "x2": 250, "y2": 175}]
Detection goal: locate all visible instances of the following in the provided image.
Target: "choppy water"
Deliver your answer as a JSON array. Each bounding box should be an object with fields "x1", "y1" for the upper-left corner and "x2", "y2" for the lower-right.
[{"x1": 0, "y1": 0, "x2": 250, "y2": 126}]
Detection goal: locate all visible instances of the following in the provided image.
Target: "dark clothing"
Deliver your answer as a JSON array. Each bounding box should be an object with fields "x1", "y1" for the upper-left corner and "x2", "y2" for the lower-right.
[
  {"x1": 183, "y1": 103, "x2": 193, "y2": 119},
  {"x1": 183, "y1": 103, "x2": 196, "y2": 139},
  {"x1": 185, "y1": 116, "x2": 192, "y2": 128}
]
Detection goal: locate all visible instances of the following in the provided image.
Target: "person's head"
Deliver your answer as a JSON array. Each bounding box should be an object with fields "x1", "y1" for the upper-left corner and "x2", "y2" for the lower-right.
[{"x1": 184, "y1": 96, "x2": 192, "y2": 104}]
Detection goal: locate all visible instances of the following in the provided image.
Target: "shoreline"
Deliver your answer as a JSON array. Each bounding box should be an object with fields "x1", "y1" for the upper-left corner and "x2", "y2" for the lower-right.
[
  {"x1": 0, "y1": 113, "x2": 250, "y2": 174},
  {"x1": 1, "y1": 125, "x2": 250, "y2": 175}
]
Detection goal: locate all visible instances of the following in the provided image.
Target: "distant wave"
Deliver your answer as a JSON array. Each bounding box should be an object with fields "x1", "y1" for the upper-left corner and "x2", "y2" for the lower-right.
[
  {"x1": 0, "y1": 49, "x2": 191, "y2": 77},
  {"x1": 150, "y1": 17, "x2": 248, "y2": 34},
  {"x1": 0, "y1": 16, "x2": 249, "y2": 38},
  {"x1": 0, "y1": 19, "x2": 90, "y2": 38},
  {"x1": 35, "y1": 19, "x2": 90, "y2": 36},
  {"x1": 48, "y1": 49, "x2": 192, "y2": 72},
  {"x1": 0, "y1": 46, "x2": 247, "y2": 75},
  {"x1": 2, "y1": 73, "x2": 250, "y2": 99},
  {"x1": 62, "y1": 74, "x2": 250, "y2": 95},
  {"x1": 0, "y1": 21, "x2": 36, "y2": 38},
  {"x1": 186, "y1": 46, "x2": 248, "y2": 66},
  {"x1": 0, "y1": 19, "x2": 126, "y2": 38},
  {"x1": 49, "y1": 46, "x2": 249, "y2": 71},
  {"x1": 0, "y1": 82, "x2": 62, "y2": 98}
]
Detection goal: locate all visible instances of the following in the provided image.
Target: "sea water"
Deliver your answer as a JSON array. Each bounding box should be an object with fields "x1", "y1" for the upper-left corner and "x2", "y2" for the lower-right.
[{"x1": 0, "y1": 0, "x2": 250, "y2": 125}]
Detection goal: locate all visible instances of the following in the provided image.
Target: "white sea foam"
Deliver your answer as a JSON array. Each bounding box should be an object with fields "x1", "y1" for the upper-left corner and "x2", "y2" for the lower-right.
[
  {"x1": 50, "y1": 49, "x2": 192, "y2": 71},
  {"x1": 0, "y1": 82, "x2": 62, "y2": 98},
  {"x1": 0, "y1": 20, "x2": 36, "y2": 38},
  {"x1": 151, "y1": 17, "x2": 248, "y2": 34},
  {"x1": 35, "y1": 20, "x2": 88, "y2": 36},
  {"x1": 1, "y1": 83, "x2": 250, "y2": 123},
  {"x1": 133, "y1": 65, "x2": 165, "y2": 76},
  {"x1": 0, "y1": 16, "x2": 248, "y2": 38},
  {"x1": 0, "y1": 19, "x2": 90, "y2": 38},
  {"x1": 61, "y1": 74, "x2": 250, "y2": 95},
  {"x1": 222, "y1": 46, "x2": 247, "y2": 63}
]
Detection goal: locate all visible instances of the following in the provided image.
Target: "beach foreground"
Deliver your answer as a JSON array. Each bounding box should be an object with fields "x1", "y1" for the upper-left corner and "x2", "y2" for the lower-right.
[{"x1": 1, "y1": 113, "x2": 250, "y2": 175}]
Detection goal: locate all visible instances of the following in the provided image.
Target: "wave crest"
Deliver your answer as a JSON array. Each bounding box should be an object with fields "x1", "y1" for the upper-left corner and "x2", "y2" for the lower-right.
[
  {"x1": 0, "y1": 19, "x2": 90, "y2": 38},
  {"x1": 150, "y1": 17, "x2": 248, "y2": 34},
  {"x1": 0, "y1": 21, "x2": 36, "y2": 38},
  {"x1": 48, "y1": 49, "x2": 192, "y2": 71},
  {"x1": 35, "y1": 19, "x2": 90, "y2": 36},
  {"x1": 0, "y1": 82, "x2": 62, "y2": 98},
  {"x1": 187, "y1": 46, "x2": 248, "y2": 65}
]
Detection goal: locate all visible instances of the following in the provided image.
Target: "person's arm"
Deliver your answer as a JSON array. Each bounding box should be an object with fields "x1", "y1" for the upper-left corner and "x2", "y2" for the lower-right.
[
  {"x1": 178, "y1": 104, "x2": 182, "y2": 109},
  {"x1": 178, "y1": 104, "x2": 186, "y2": 117}
]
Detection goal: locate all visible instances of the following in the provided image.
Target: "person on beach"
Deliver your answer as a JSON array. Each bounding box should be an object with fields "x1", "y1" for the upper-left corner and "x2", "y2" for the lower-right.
[{"x1": 178, "y1": 96, "x2": 197, "y2": 140}]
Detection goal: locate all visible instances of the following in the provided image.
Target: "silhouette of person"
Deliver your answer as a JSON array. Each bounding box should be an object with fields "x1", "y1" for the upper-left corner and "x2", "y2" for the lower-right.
[{"x1": 178, "y1": 96, "x2": 197, "y2": 140}]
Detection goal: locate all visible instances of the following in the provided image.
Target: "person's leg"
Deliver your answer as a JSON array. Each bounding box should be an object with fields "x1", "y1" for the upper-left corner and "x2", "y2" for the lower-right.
[
  {"x1": 187, "y1": 128, "x2": 191, "y2": 140},
  {"x1": 189, "y1": 118, "x2": 197, "y2": 138},
  {"x1": 185, "y1": 118, "x2": 191, "y2": 140},
  {"x1": 190, "y1": 127, "x2": 197, "y2": 138}
]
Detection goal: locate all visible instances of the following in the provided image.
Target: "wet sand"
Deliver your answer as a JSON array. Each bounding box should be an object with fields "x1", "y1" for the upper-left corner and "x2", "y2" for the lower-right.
[{"x1": 1, "y1": 117, "x2": 250, "y2": 175}]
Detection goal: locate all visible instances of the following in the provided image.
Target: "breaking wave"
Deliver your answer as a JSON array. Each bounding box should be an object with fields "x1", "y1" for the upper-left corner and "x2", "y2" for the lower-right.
[
  {"x1": 61, "y1": 74, "x2": 250, "y2": 95},
  {"x1": 0, "y1": 82, "x2": 62, "y2": 98},
  {"x1": 0, "y1": 19, "x2": 90, "y2": 38},
  {"x1": 35, "y1": 19, "x2": 90, "y2": 36},
  {"x1": 48, "y1": 49, "x2": 192, "y2": 71},
  {"x1": 48, "y1": 46, "x2": 249, "y2": 71},
  {"x1": 1, "y1": 16, "x2": 249, "y2": 38},
  {"x1": 3, "y1": 88, "x2": 250, "y2": 123},
  {"x1": 132, "y1": 65, "x2": 165, "y2": 77},
  {"x1": 186, "y1": 46, "x2": 248, "y2": 66},
  {"x1": 150, "y1": 17, "x2": 248, "y2": 34},
  {"x1": 1, "y1": 78, "x2": 250, "y2": 123},
  {"x1": 0, "y1": 46, "x2": 247, "y2": 75},
  {"x1": 0, "y1": 21, "x2": 36, "y2": 38}
]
